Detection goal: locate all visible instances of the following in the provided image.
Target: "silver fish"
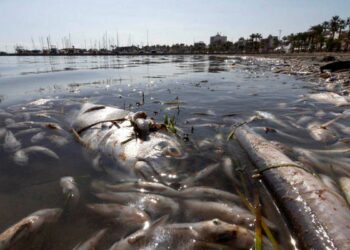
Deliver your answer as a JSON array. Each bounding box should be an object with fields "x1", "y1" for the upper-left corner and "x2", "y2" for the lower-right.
[
  {"x1": 181, "y1": 200, "x2": 275, "y2": 229},
  {"x1": 72, "y1": 103, "x2": 185, "y2": 181},
  {"x1": 86, "y1": 203, "x2": 150, "y2": 228},
  {"x1": 181, "y1": 200, "x2": 258, "y2": 230},
  {"x1": 235, "y1": 125, "x2": 350, "y2": 249},
  {"x1": 95, "y1": 192, "x2": 179, "y2": 218},
  {"x1": 60, "y1": 176, "x2": 80, "y2": 207},
  {"x1": 6, "y1": 121, "x2": 63, "y2": 130},
  {"x1": 73, "y1": 228, "x2": 108, "y2": 250},
  {"x1": 339, "y1": 177, "x2": 350, "y2": 204},
  {"x1": 4, "y1": 118, "x2": 15, "y2": 126},
  {"x1": 159, "y1": 219, "x2": 256, "y2": 249},
  {"x1": 14, "y1": 128, "x2": 42, "y2": 137},
  {"x1": 179, "y1": 186, "x2": 240, "y2": 203},
  {"x1": 307, "y1": 122, "x2": 338, "y2": 144},
  {"x1": 111, "y1": 218, "x2": 256, "y2": 250},
  {"x1": 0, "y1": 128, "x2": 7, "y2": 141},
  {"x1": 180, "y1": 163, "x2": 220, "y2": 187},
  {"x1": 48, "y1": 135, "x2": 69, "y2": 146},
  {"x1": 255, "y1": 111, "x2": 289, "y2": 128},
  {"x1": 0, "y1": 208, "x2": 62, "y2": 249},
  {"x1": 96, "y1": 180, "x2": 179, "y2": 197},
  {"x1": 13, "y1": 146, "x2": 59, "y2": 166},
  {"x1": 307, "y1": 92, "x2": 349, "y2": 107},
  {"x1": 320, "y1": 174, "x2": 341, "y2": 195},
  {"x1": 31, "y1": 131, "x2": 46, "y2": 143},
  {"x1": 3, "y1": 131, "x2": 21, "y2": 153},
  {"x1": 109, "y1": 215, "x2": 168, "y2": 250}
]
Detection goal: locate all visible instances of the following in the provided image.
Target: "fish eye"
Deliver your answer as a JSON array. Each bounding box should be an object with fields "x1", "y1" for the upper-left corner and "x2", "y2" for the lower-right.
[
  {"x1": 166, "y1": 147, "x2": 181, "y2": 157},
  {"x1": 213, "y1": 219, "x2": 221, "y2": 225},
  {"x1": 154, "y1": 141, "x2": 168, "y2": 151}
]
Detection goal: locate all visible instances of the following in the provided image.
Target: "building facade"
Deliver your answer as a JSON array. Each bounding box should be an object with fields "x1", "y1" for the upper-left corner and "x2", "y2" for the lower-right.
[{"x1": 210, "y1": 33, "x2": 227, "y2": 45}]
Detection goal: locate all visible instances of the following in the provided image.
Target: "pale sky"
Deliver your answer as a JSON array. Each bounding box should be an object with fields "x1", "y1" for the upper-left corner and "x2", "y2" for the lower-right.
[{"x1": 0, "y1": 0, "x2": 349, "y2": 52}]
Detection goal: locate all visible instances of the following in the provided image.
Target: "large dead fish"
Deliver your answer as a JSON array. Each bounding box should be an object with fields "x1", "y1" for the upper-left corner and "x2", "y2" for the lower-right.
[
  {"x1": 110, "y1": 218, "x2": 257, "y2": 250},
  {"x1": 235, "y1": 125, "x2": 350, "y2": 249},
  {"x1": 95, "y1": 192, "x2": 179, "y2": 218},
  {"x1": 72, "y1": 103, "x2": 185, "y2": 181},
  {"x1": 0, "y1": 208, "x2": 62, "y2": 249},
  {"x1": 306, "y1": 92, "x2": 349, "y2": 107},
  {"x1": 86, "y1": 203, "x2": 150, "y2": 228}
]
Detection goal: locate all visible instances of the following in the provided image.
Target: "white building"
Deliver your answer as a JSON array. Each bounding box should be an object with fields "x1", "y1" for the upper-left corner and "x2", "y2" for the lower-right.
[{"x1": 210, "y1": 33, "x2": 227, "y2": 45}]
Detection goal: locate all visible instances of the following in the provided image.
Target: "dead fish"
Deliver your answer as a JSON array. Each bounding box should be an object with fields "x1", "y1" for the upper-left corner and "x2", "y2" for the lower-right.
[
  {"x1": 320, "y1": 174, "x2": 341, "y2": 195},
  {"x1": 0, "y1": 128, "x2": 7, "y2": 141},
  {"x1": 0, "y1": 110, "x2": 14, "y2": 119},
  {"x1": 339, "y1": 177, "x2": 350, "y2": 204},
  {"x1": 60, "y1": 176, "x2": 80, "y2": 207},
  {"x1": 296, "y1": 116, "x2": 313, "y2": 125},
  {"x1": 95, "y1": 192, "x2": 179, "y2": 218},
  {"x1": 28, "y1": 98, "x2": 52, "y2": 106},
  {"x1": 221, "y1": 156, "x2": 237, "y2": 184},
  {"x1": 252, "y1": 127, "x2": 305, "y2": 143},
  {"x1": 73, "y1": 228, "x2": 108, "y2": 250},
  {"x1": 181, "y1": 200, "x2": 259, "y2": 230},
  {"x1": 6, "y1": 121, "x2": 63, "y2": 130},
  {"x1": 236, "y1": 125, "x2": 350, "y2": 250},
  {"x1": 14, "y1": 128, "x2": 42, "y2": 137},
  {"x1": 307, "y1": 122, "x2": 338, "y2": 144},
  {"x1": 255, "y1": 111, "x2": 289, "y2": 128},
  {"x1": 86, "y1": 203, "x2": 150, "y2": 227},
  {"x1": 293, "y1": 147, "x2": 350, "y2": 177},
  {"x1": 3, "y1": 131, "x2": 21, "y2": 152},
  {"x1": 159, "y1": 219, "x2": 256, "y2": 250},
  {"x1": 31, "y1": 131, "x2": 46, "y2": 143},
  {"x1": 101, "y1": 181, "x2": 179, "y2": 197},
  {"x1": 112, "y1": 218, "x2": 256, "y2": 250},
  {"x1": 307, "y1": 92, "x2": 348, "y2": 107},
  {"x1": 179, "y1": 187, "x2": 240, "y2": 203},
  {"x1": 13, "y1": 146, "x2": 59, "y2": 166},
  {"x1": 4, "y1": 118, "x2": 15, "y2": 126},
  {"x1": 180, "y1": 163, "x2": 220, "y2": 187},
  {"x1": 0, "y1": 208, "x2": 62, "y2": 249},
  {"x1": 109, "y1": 215, "x2": 168, "y2": 250},
  {"x1": 48, "y1": 135, "x2": 69, "y2": 146},
  {"x1": 332, "y1": 122, "x2": 350, "y2": 135},
  {"x1": 72, "y1": 103, "x2": 185, "y2": 181}
]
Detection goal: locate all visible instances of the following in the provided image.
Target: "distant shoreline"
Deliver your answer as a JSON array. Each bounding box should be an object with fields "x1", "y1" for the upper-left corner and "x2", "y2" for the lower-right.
[{"x1": 1, "y1": 52, "x2": 350, "y2": 57}]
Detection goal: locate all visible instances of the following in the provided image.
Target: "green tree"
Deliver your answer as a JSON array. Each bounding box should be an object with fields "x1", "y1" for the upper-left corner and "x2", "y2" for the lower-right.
[{"x1": 330, "y1": 16, "x2": 340, "y2": 39}]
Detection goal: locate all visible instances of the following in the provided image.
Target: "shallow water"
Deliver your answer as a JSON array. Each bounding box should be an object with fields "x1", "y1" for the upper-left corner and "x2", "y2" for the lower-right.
[{"x1": 0, "y1": 55, "x2": 349, "y2": 249}]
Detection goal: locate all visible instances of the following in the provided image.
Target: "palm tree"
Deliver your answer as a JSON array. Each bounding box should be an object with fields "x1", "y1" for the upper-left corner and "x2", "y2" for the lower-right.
[
  {"x1": 249, "y1": 34, "x2": 256, "y2": 52},
  {"x1": 339, "y1": 19, "x2": 346, "y2": 37},
  {"x1": 287, "y1": 33, "x2": 295, "y2": 51},
  {"x1": 255, "y1": 33, "x2": 262, "y2": 52},
  {"x1": 345, "y1": 17, "x2": 350, "y2": 51},
  {"x1": 330, "y1": 16, "x2": 340, "y2": 39},
  {"x1": 309, "y1": 25, "x2": 323, "y2": 50}
]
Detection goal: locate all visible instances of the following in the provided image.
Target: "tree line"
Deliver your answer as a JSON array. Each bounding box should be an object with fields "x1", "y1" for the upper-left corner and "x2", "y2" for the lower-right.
[{"x1": 284, "y1": 16, "x2": 350, "y2": 52}]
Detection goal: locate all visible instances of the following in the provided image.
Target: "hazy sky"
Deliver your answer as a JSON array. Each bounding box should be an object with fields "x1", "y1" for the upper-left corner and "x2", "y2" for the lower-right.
[{"x1": 0, "y1": 0, "x2": 349, "y2": 51}]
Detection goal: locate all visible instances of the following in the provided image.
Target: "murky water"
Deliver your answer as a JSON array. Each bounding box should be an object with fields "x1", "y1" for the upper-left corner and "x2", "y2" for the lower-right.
[{"x1": 0, "y1": 55, "x2": 349, "y2": 249}]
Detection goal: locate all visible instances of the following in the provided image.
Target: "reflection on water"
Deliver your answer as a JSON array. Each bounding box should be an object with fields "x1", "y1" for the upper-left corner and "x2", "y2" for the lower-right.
[{"x1": 0, "y1": 55, "x2": 349, "y2": 249}]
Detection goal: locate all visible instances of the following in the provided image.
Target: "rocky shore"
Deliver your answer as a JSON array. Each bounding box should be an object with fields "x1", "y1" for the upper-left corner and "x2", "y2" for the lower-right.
[{"x1": 269, "y1": 54, "x2": 350, "y2": 96}]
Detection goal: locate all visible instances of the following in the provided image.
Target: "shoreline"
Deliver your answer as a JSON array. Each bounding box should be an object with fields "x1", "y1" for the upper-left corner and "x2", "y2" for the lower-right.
[{"x1": 1, "y1": 52, "x2": 350, "y2": 57}]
